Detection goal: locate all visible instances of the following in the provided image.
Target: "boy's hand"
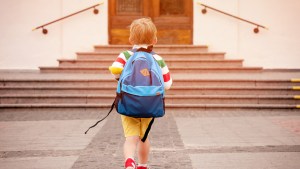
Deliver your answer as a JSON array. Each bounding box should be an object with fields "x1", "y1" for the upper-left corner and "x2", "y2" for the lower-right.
[{"x1": 109, "y1": 66, "x2": 123, "y2": 75}]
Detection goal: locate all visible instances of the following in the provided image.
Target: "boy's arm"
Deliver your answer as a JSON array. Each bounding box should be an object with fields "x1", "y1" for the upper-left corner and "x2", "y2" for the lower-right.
[
  {"x1": 162, "y1": 65, "x2": 172, "y2": 90},
  {"x1": 154, "y1": 54, "x2": 172, "y2": 90}
]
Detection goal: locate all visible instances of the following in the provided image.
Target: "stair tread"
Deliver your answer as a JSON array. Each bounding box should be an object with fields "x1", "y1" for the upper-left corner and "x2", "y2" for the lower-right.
[
  {"x1": 1, "y1": 94, "x2": 297, "y2": 98},
  {"x1": 77, "y1": 51, "x2": 225, "y2": 55},
  {"x1": 1, "y1": 78, "x2": 294, "y2": 82},
  {"x1": 0, "y1": 103, "x2": 298, "y2": 109},
  {"x1": 0, "y1": 86, "x2": 295, "y2": 90},
  {"x1": 167, "y1": 104, "x2": 299, "y2": 108},
  {"x1": 40, "y1": 66, "x2": 262, "y2": 69},
  {"x1": 171, "y1": 86, "x2": 294, "y2": 89},
  {"x1": 58, "y1": 58, "x2": 243, "y2": 62},
  {"x1": 2, "y1": 70, "x2": 298, "y2": 80},
  {"x1": 94, "y1": 44, "x2": 209, "y2": 48}
]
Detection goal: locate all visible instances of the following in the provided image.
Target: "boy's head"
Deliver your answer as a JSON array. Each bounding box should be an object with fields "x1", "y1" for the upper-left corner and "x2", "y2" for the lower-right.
[{"x1": 129, "y1": 18, "x2": 157, "y2": 45}]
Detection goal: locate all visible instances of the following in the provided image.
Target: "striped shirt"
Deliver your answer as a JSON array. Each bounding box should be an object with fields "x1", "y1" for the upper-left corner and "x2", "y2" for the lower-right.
[{"x1": 110, "y1": 45, "x2": 172, "y2": 90}]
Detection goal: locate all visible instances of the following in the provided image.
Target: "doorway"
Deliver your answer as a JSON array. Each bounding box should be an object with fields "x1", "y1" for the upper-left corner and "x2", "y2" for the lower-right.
[{"x1": 108, "y1": 0, "x2": 193, "y2": 44}]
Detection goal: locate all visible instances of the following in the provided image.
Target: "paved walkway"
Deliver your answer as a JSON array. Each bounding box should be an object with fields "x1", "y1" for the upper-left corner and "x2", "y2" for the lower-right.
[{"x1": 1, "y1": 109, "x2": 300, "y2": 169}]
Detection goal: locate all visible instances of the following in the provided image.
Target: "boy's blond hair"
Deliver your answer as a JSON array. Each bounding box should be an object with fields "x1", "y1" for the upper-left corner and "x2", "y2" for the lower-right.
[{"x1": 129, "y1": 18, "x2": 157, "y2": 45}]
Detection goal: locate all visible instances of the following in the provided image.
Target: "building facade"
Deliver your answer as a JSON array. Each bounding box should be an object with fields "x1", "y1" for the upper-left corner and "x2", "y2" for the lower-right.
[{"x1": 0, "y1": 0, "x2": 299, "y2": 69}]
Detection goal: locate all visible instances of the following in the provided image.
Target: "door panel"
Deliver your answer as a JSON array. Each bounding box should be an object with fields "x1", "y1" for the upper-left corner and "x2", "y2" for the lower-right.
[{"x1": 109, "y1": 0, "x2": 193, "y2": 44}]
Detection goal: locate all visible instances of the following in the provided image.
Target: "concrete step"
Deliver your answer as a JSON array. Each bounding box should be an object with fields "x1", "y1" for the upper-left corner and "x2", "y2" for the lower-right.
[
  {"x1": 0, "y1": 79, "x2": 116, "y2": 87},
  {"x1": 168, "y1": 86, "x2": 300, "y2": 95},
  {"x1": 167, "y1": 104, "x2": 300, "y2": 112},
  {"x1": 0, "y1": 86, "x2": 114, "y2": 95},
  {"x1": 39, "y1": 66, "x2": 263, "y2": 74},
  {"x1": 76, "y1": 52, "x2": 225, "y2": 60},
  {"x1": 167, "y1": 95, "x2": 300, "y2": 105},
  {"x1": 58, "y1": 59, "x2": 244, "y2": 68},
  {"x1": 0, "y1": 104, "x2": 299, "y2": 113},
  {"x1": 0, "y1": 95, "x2": 113, "y2": 104},
  {"x1": 1, "y1": 94, "x2": 299, "y2": 105},
  {"x1": 2, "y1": 79, "x2": 299, "y2": 87},
  {"x1": 173, "y1": 79, "x2": 300, "y2": 87},
  {"x1": 169, "y1": 67, "x2": 263, "y2": 73},
  {"x1": 1, "y1": 86, "x2": 299, "y2": 95},
  {"x1": 94, "y1": 45, "x2": 209, "y2": 52}
]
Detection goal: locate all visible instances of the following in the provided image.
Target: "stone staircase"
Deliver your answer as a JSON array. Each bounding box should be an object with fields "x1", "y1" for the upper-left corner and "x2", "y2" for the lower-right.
[
  {"x1": 0, "y1": 45, "x2": 300, "y2": 113},
  {"x1": 40, "y1": 45, "x2": 262, "y2": 73}
]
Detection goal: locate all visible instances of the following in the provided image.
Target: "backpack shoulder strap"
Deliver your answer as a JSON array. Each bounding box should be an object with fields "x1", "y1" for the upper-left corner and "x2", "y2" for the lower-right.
[
  {"x1": 141, "y1": 117, "x2": 155, "y2": 142},
  {"x1": 84, "y1": 98, "x2": 116, "y2": 134}
]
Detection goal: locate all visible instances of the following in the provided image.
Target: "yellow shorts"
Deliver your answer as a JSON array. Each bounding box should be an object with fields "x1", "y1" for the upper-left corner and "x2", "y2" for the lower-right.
[{"x1": 121, "y1": 115, "x2": 153, "y2": 139}]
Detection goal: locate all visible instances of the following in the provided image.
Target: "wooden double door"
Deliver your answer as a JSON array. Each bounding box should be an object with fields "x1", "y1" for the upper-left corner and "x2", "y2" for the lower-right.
[{"x1": 109, "y1": 0, "x2": 193, "y2": 44}]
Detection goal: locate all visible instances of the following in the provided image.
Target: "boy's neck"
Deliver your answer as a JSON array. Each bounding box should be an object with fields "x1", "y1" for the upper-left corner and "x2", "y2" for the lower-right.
[{"x1": 133, "y1": 45, "x2": 153, "y2": 53}]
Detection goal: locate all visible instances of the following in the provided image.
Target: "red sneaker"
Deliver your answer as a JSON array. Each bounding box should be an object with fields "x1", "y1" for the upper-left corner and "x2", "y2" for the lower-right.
[{"x1": 125, "y1": 158, "x2": 136, "y2": 169}]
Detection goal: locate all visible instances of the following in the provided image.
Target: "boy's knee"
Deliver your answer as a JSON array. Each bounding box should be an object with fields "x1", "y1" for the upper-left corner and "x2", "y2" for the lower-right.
[
  {"x1": 139, "y1": 138, "x2": 150, "y2": 144},
  {"x1": 126, "y1": 136, "x2": 140, "y2": 143}
]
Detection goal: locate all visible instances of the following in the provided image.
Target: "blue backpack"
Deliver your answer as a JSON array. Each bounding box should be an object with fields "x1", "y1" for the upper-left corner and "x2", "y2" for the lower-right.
[
  {"x1": 85, "y1": 48, "x2": 165, "y2": 142},
  {"x1": 115, "y1": 50, "x2": 165, "y2": 118}
]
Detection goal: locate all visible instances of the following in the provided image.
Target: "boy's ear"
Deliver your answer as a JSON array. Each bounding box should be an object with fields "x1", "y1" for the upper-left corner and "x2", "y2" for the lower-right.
[
  {"x1": 152, "y1": 37, "x2": 157, "y2": 45},
  {"x1": 129, "y1": 38, "x2": 134, "y2": 45}
]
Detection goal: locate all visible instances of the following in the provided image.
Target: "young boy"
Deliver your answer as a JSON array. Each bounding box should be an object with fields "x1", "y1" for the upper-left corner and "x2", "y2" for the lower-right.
[{"x1": 109, "y1": 18, "x2": 172, "y2": 169}]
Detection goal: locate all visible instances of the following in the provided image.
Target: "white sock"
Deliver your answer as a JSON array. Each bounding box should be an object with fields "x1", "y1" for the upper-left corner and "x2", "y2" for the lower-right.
[{"x1": 138, "y1": 163, "x2": 148, "y2": 167}]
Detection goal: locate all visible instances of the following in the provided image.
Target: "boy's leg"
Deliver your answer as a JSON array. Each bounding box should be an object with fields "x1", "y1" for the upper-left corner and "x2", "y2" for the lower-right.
[
  {"x1": 138, "y1": 138, "x2": 150, "y2": 164},
  {"x1": 124, "y1": 136, "x2": 139, "y2": 160},
  {"x1": 138, "y1": 118, "x2": 152, "y2": 167},
  {"x1": 121, "y1": 116, "x2": 141, "y2": 168},
  {"x1": 121, "y1": 116, "x2": 152, "y2": 168}
]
